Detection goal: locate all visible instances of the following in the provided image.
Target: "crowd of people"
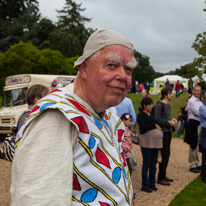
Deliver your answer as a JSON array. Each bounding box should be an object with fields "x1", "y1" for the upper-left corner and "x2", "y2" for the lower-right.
[{"x1": 1, "y1": 29, "x2": 205, "y2": 205}]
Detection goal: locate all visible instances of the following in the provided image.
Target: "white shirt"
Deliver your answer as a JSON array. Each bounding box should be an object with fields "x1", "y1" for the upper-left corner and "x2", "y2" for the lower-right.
[
  {"x1": 187, "y1": 95, "x2": 202, "y2": 122},
  {"x1": 10, "y1": 85, "x2": 78, "y2": 206}
]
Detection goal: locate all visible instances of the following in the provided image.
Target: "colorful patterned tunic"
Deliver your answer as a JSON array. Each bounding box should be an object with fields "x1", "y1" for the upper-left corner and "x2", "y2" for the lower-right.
[{"x1": 15, "y1": 86, "x2": 133, "y2": 206}]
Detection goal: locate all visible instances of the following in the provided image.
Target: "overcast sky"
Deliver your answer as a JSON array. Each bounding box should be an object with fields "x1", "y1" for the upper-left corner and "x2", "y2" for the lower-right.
[{"x1": 38, "y1": 0, "x2": 206, "y2": 73}]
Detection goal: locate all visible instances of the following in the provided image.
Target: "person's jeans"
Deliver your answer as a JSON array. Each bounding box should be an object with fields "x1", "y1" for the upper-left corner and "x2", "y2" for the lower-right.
[
  {"x1": 201, "y1": 162, "x2": 206, "y2": 181},
  {"x1": 141, "y1": 147, "x2": 159, "y2": 188},
  {"x1": 201, "y1": 148, "x2": 206, "y2": 181},
  {"x1": 176, "y1": 90, "x2": 180, "y2": 98},
  {"x1": 158, "y1": 132, "x2": 172, "y2": 180}
]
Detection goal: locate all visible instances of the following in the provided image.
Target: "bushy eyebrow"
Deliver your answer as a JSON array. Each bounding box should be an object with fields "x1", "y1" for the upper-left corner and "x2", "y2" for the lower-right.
[
  {"x1": 127, "y1": 57, "x2": 138, "y2": 69},
  {"x1": 106, "y1": 52, "x2": 138, "y2": 69}
]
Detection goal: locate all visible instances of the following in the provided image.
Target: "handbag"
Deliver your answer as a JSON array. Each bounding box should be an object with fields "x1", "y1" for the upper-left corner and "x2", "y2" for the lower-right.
[
  {"x1": 171, "y1": 126, "x2": 175, "y2": 132},
  {"x1": 131, "y1": 133, "x2": 139, "y2": 145},
  {"x1": 128, "y1": 150, "x2": 137, "y2": 171},
  {"x1": 0, "y1": 134, "x2": 15, "y2": 162}
]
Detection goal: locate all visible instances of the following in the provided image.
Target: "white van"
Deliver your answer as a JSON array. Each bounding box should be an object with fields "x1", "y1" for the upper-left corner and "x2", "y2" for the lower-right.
[{"x1": 0, "y1": 74, "x2": 76, "y2": 136}]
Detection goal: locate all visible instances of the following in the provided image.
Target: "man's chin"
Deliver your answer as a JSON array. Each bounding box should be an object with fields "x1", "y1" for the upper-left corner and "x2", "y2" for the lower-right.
[{"x1": 107, "y1": 98, "x2": 124, "y2": 108}]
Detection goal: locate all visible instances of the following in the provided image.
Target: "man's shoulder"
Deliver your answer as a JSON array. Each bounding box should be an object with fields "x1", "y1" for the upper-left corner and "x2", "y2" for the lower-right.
[
  {"x1": 124, "y1": 97, "x2": 132, "y2": 104},
  {"x1": 158, "y1": 101, "x2": 170, "y2": 110},
  {"x1": 199, "y1": 104, "x2": 206, "y2": 110},
  {"x1": 155, "y1": 102, "x2": 164, "y2": 110},
  {"x1": 115, "y1": 97, "x2": 130, "y2": 108},
  {"x1": 188, "y1": 95, "x2": 195, "y2": 102},
  {"x1": 190, "y1": 95, "x2": 201, "y2": 103}
]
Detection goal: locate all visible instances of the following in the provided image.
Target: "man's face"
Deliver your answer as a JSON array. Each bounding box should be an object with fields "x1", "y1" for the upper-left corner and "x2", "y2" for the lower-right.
[
  {"x1": 79, "y1": 45, "x2": 136, "y2": 113},
  {"x1": 193, "y1": 87, "x2": 201, "y2": 98},
  {"x1": 165, "y1": 91, "x2": 173, "y2": 101}
]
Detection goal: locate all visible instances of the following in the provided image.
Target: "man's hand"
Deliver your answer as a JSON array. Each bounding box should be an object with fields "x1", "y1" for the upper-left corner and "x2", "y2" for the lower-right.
[
  {"x1": 169, "y1": 120, "x2": 176, "y2": 126},
  {"x1": 132, "y1": 123, "x2": 138, "y2": 134},
  {"x1": 132, "y1": 128, "x2": 138, "y2": 134},
  {"x1": 172, "y1": 118, "x2": 177, "y2": 124}
]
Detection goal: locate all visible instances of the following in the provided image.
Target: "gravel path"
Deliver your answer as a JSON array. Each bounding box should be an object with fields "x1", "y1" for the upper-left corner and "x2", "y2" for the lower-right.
[
  {"x1": 0, "y1": 138, "x2": 200, "y2": 206},
  {"x1": 132, "y1": 138, "x2": 200, "y2": 206}
]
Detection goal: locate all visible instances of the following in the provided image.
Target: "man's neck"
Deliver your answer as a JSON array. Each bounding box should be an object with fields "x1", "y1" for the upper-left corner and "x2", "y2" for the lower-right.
[
  {"x1": 73, "y1": 77, "x2": 106, "y2": 116},
  {"x1": 192, "y1": 95, "x2": 198, "y2": 99},
  {"x1": 162, "y1": 98, "x2": 169, "y2": 104}
]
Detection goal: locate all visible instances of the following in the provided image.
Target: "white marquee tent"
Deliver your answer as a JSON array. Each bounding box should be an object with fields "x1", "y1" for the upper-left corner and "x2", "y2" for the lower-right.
[
  {"x1": 192, "y1": 74, "x2": 206, "y2": 83},
  {"x1": 153, "y1": 75, "x2": 189, "y2": 92}
]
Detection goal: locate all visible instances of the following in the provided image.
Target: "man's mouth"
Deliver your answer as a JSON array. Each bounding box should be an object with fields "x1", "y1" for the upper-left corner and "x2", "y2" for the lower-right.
[{"x1": 110, "y1": 86, "x2": 125, "y2": 94}]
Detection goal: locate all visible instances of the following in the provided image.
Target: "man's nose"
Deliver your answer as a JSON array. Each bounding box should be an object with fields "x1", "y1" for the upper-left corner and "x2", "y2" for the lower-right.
[{"x1": 115, "y1": 66, "x2": 127, "y2": 81}]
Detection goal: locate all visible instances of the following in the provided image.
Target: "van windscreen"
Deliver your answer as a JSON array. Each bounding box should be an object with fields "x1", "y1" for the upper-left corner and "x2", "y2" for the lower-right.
[{"x1": 2, "y1": 87, "x2": 28, "y2": 107}]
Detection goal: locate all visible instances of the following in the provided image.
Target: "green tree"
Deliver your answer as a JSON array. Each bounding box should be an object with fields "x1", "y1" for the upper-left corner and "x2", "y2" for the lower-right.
[
  {"x1": 155, "y1": 72, "x2": 165, "y2": 78},
  {"x1": 132, "y1": 50, "x2": 156, "y2": 85},
  {"x1": 185, "y1": 64, "x2": 199, "y2": 78},
  {"x1": 191, "y1": 1, "x2": 206, "y2": 75},
  {"x1": 0, "y1": 42, "x2": 78, "y2": 96},
  {"x1": 56, "y1": 0, "x2": 95, "y2": 57},
  {"x1": 37, "y1": 18, "x2": 57, "y2": 49},
  {"x1": 165, "y1": 64, "x2": 189, "y2": 77},
  {"x1": 0, "y1": 5, "x2": 41, "y2": 52},
  {"x1": 0, "y1": 0, "x2": 38, "y2": 23},
  {"x1": 192, "y1": 32, "x2": 206, "y2": 72},
  {"x1": 57, "y1": 0, "x2": 91, "y2": 32}
]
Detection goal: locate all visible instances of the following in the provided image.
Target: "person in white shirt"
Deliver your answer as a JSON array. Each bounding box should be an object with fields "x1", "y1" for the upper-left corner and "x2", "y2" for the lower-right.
[
  {"x1": 185, "y1": 85, "x2": 202, "y2": 173},
  {"x1": 10, "y1": 29, "x2": 137, "y2": 206}
]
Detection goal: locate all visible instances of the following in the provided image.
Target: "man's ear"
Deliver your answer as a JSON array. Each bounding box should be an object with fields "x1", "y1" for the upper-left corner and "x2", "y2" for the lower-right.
[
  {"x1": 34, "y1": 96, "x2": 40, "y2": 104},
  {"x1": 77, "y1": 61, "x2": 88, "y2": 80}
]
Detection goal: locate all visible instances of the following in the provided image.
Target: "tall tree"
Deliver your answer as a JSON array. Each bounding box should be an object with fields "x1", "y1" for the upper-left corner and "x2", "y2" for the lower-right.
[
  {"x1": 56, "y1": 0, "x2": 91, "y2": 32},
  {"x1": 37, "y1": 18, "x2": 57, "y2": 49},
  {"x1": 191, "y1": 1, "x2": 206, "y2": 75},
  {"x1": 192, "y1": 32, "x2": 206, "y2": 72},
  {"x1": 155, "y1": 72, "x2": 165, "y2": 78},
  {"x1": 56, "y1": 0, "x2": 95, "y2": 57},
  {"x1": 132, "y1": 50, "x2": 156, "y2": 85},
  {"x1": 0, "y1": 0, "x2": 38, "y2": 23},
  {"x1": 0, "y1": 5, "x2": 41, "y2": 52},
  {"x1": 165, "y1": 64, "x2": 189, "y2": 77}
]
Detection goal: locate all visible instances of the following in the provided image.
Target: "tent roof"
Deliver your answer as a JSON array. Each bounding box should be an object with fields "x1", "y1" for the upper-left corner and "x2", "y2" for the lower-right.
[
  {"x1": 155, "y1": 75, "x2": 188, "y2": 81},
  {"x1": 192, "y1": 74, "x2": 206, "y2": 82}
]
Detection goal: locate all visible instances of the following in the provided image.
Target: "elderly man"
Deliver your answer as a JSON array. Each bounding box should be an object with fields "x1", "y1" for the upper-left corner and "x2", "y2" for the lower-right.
[
  {"x1": 185, "y1": 85, "x2": 202, "y2": 173},
  {"x1": 141, "y1": 89, "x2": 151, "y2": 99},
  {"x1": 10, "y1": 30, "x2": 137, "y2": 206}
]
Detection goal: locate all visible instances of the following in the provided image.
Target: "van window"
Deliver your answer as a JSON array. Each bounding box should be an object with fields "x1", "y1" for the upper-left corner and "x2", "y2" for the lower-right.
[{"x1": 2, "y1": 87, "x2": 28, "y2": 107}]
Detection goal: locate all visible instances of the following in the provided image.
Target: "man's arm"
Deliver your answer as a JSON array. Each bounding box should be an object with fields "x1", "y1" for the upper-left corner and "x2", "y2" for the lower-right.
[
  {"x1": 128, "y1": 99, "x2": 136, "y2": 125},
  {"x1": 199, "y1": 106, "x2": 206, "y2": 121},
  {"x1": 132, "y1": 122, "x2": 138, "y2": 134},
  {"x1": 11, "y1": 109, "x2": 77, "y2": 206}
]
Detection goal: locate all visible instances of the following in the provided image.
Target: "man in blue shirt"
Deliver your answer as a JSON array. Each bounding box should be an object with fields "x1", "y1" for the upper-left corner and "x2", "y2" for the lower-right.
[
  {"x1": 165, "y1": 78, "x2": 170, "y2": 88},
  {"x1": 115, "y1": 97, "x2": 137, "y2": 134},
  {"x1": 199, "y1": 93, "x2": 206, "y2": 183}
]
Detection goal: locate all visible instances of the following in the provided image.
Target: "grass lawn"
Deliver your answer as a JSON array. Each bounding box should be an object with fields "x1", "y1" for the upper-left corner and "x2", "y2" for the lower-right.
[
  {"x1": 169, "y1": 176, "x2": 206, "y2": 206},
  {"x1": 128, "y1": 92, "x2": 206, "y2": 205},
  {"x1": 127, "y1": 92, "x2": 189, "y2": 137}
]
